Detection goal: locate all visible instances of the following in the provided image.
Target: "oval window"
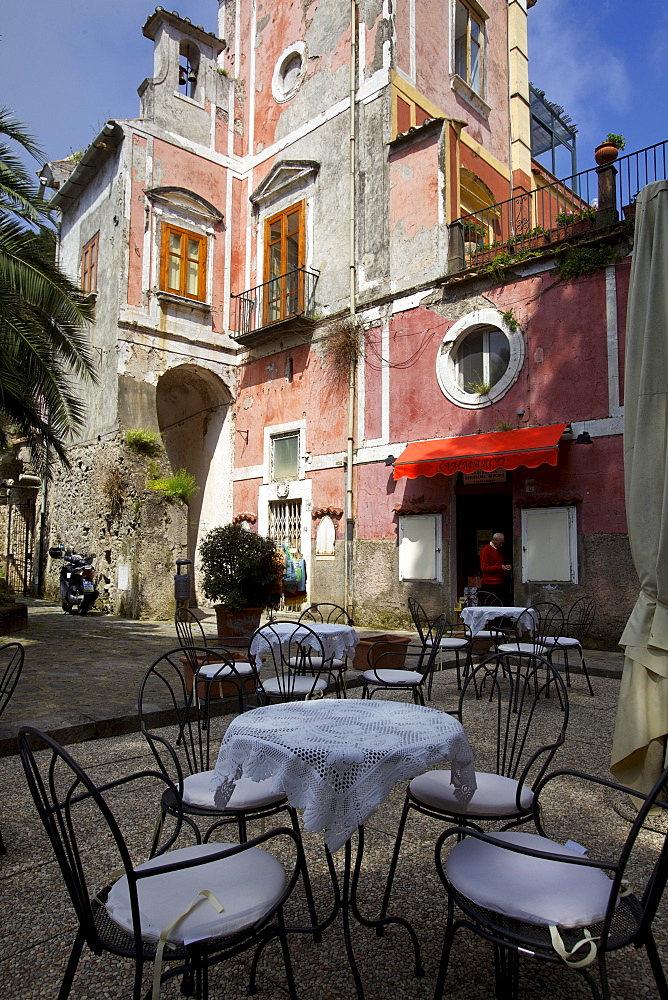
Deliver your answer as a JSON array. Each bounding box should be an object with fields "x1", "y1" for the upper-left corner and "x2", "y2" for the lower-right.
[{"x1": 436, "y1": 308, "x2": 524, "y2": 409}]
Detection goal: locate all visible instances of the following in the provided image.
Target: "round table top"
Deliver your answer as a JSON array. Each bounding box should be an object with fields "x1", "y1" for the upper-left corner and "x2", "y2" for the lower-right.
[{"x1": 211, "y1": 699, "x2": 476, "y2": 851}]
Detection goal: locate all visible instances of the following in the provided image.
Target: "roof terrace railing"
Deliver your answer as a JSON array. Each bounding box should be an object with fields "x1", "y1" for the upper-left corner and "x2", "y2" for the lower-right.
[
  {"x1": 231, "y1": 267, "x2": 320, "y2": 340},
  {"x1": 450, "y1": 139, "x2": 668, "y2": 270}
]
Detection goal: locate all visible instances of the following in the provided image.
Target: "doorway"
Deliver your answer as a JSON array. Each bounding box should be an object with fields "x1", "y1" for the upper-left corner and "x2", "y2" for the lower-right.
[{"x1": 455, "y1": 487, "x2": 513, "y2": 602}]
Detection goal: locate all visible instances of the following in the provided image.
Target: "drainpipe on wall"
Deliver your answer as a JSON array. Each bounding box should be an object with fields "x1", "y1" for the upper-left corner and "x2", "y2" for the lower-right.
[{"x1": 345, "y1": 0, "x2": 358, "y2": 618}]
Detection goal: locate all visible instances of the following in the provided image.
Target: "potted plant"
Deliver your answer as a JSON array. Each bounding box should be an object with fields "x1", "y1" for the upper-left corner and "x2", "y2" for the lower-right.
[
  {"x1": 594, "y1": 133, "x2": 625, "y2": 166},
  {"x1": 198, "y1": 523, "x2": 283, "y2": 636}
]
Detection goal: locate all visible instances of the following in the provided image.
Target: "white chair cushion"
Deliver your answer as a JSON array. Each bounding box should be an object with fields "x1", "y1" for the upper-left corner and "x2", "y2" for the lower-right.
[
  {"x1": 198, "y1": 660, "x2": 256, "y2": 680},
  {"x1": 182, "y1": 770, "x2": 285, "y2": 810},
  {"x1": 446, "y1": 830, "x2": 615, "y2": 928},
  {"x1": 361, "y1": 668, "x2": 422, "y2": 685},
  {"x1": 106, "y1": 842, "x2": 287, "y2": 944},
  {"x1": 473, "y1": 630, "x2": 497, "y2": 640},
  {"x1": 288, "y1": 656, "x2": 345, "y2": 669},
  {"x1": 410, "y1": 769, "x2": 533, "y2": 816},
  {"x1": 497, "y1": 642, "x2": 549, "y2": 656},
  {"x1": 547, "y1": 636, "x2": 581, "y2": 649},
  {"x1": 262, "y1": 675, "x2": 328, "y2": 696},
  {"x1": 438, "y1": 638, "x2": 469, "y2": 650}
]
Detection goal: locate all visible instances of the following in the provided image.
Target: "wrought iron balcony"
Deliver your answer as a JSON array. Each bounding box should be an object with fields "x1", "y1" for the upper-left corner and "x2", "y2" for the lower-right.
[
  {"x1": 450, "y1": 139, "x2": 667, "y2": 270},
  {"x1": 231, "y1": 267, "x2": 320, "y2": 344}
]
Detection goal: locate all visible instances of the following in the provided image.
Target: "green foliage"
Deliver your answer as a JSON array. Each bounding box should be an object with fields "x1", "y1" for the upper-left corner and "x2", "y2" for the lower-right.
[
  {"x1": 555, "y1": 207, "x2": 596, "y2": 226},
  {"x1": 125, "y1": 428, "x2": 163, "y2": 457},
  {"x1": 604, "y1": 133, "x2": 625, "y2": 150},
  {"x1": 464, "y1": 373, "x2": 491, "y2": 395},
  {"x1": 478, "y1": 248, "x2": 542, "y2": 284},
  {"x1": 146, "y1": 468, "x2": 199, "y2": 503},
  {"x1": 495, "y1": 420, "x2": 515, "y2": 432},
  {"x1": 0, "y1": 106, "x2": 98, "y2": 477},
  {"x1": 556, "y1": 245, "x2": 618, "y2": 280},
  {"x1": 198, "y1": 523, "x2": 284, "y2": 611},
  {"x1": 500, "y1": 309, "x2": 520, "y2": 333}
]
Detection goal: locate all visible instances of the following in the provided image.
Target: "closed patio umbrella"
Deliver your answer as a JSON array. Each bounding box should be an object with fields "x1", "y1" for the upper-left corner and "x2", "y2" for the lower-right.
[{"x1": 611, "y1": 180, "x2": 668, "y2": 794}]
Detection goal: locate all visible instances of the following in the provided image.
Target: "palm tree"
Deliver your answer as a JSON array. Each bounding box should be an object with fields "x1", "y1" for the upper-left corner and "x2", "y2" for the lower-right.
[{"x1": 0, "y1": 106, "x2": 97, "y2": 476}]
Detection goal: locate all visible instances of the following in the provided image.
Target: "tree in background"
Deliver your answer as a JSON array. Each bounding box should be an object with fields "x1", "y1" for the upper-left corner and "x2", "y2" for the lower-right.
[{"x1": 0, "y1": 106, "x2": 97, "y2": 477}]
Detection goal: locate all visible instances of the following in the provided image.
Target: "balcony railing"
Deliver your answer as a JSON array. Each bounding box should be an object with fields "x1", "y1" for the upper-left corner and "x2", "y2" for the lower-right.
[
  {"x1": 450, "y1": 139, "x2": 668, "y2": 269},
  {"x1": 231, "y1": 267, "x2": 320, "y2": 341}
]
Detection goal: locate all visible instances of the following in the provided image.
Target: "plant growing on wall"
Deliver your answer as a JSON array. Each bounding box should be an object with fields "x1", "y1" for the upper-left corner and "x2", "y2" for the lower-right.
[
  {"x1": 322, "y1": 316, "x2": 363, "y2": 380},
  {"x1": 146, "y1": 468, "x2": 199, "y2": 503},
  {"x1": 102, "y1": 465, "x2": 127, "y2": 517},
  {"x1": 465, "y1": 372, "x2": 491, "y2": 396},
  {"x1": 125, "y1": 428, "x2": 163, "y2": 457},
  {"x1": 556, "y1": 245, "x2": 619, "y2": 280},
  {"x1": 198, "y1": 523, "x2": 283, "y2": 611}
]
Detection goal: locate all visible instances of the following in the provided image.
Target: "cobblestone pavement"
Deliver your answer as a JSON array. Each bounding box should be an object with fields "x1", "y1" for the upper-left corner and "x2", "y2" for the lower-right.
[
  {"x1": 0, "y1": 599, "x2": 624, "y2": 756},
  {"x1": 2, "y1": 651, "x2": 667, "y2": 1000}
]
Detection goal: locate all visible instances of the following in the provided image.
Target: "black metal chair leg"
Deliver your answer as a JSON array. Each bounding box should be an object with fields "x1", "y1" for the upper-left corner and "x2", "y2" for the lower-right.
[{"x1": 379, "y1": 795, "x2": 412, "y2": 922}]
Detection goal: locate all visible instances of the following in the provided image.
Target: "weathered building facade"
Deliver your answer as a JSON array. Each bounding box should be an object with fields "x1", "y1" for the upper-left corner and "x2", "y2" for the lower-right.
[{"x1": 33, "y1": 0, "x2": 647, "y2": 644}]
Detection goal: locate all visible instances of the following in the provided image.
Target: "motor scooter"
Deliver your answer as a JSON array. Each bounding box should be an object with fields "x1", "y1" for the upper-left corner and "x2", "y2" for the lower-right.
[{"x1": 49, "y1": 545, "x2": 99, "y2": 615}]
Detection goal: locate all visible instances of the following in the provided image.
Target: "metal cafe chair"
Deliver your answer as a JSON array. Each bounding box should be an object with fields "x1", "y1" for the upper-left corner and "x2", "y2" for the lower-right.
[
  {"x1": 542, "y1": 596, "x2": 596, "y2": 695},
  {"x1": 409, "y1": 598, "x2": 472, "y2": 691},
  {"x1": 0, "y1": 641, "x2": 24, "y2": 854},
  {"x1": 251, "y1": 620, "x2": 332, "y2": 702},
  {"x1": 360, "y1": 616, "x2": 448, "y2": 706},
  {"x1": 18, "y1": 726, "x2": 306, "y2": 1000},
  {"x1": 380, "y1": 652, "x2": 569, "y2": 922},
  {"x1": 434, "y1": 764, "x2": 668, "y2": 1000},
  {"x1": 138, "y1": 648, "x2": 301, "y2": 848},
  {"x1": 298, "y1": 602, "x2": 354, "y2": 696}
]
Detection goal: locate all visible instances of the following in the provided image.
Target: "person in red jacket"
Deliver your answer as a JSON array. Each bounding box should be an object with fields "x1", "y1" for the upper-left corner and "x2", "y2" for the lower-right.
[{"x1": 479, "y1": 532, "x2": 512, "y2": 604}]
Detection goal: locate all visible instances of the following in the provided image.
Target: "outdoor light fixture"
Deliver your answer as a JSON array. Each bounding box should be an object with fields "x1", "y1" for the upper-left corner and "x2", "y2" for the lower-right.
[
  {"x1": 576, "y1": 431, "x2": 593, "y2": 444},
  {"x1": 385, "y1": 455, "x2": 396, "y2": 466}
]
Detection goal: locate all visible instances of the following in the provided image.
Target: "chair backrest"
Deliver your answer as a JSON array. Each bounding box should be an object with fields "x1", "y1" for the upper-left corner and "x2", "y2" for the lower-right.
[
  {"x1": 138, "y1": 647, "x2": 253, "y2": 779},
  {"x1": 370, "y1": 616, "x2": 447, "y2": 680},
  {"x1": 18, "y1": 726, "x2": 180, "y2": 954},
  {"x1": 566, "y1": 596, "x2": 596, "y2": 640},
  {"x1": 408, "y1": 597, "x2": 443, "y2": 644},
  {"x1": 174, "y1": 607, "x2": 208, "y2": 669},
  {"x1": 528, "y1": 602, "x2": 565, "y2": 644},
  {"x1": 250, "y1": 621, "x2": 329, "y2": 700},
  {"x1": 299, "y1": 603, "x2": 353, "y2": 626},
  {"x1": 0, "y1": 641, "x2": 23, "y2": 717},
  {"x1": 475, "y1": 590, "x2": 503, "y2": 607},
  {"x1": 457, "y1": 652, "x2": 569, "y2": 793}
]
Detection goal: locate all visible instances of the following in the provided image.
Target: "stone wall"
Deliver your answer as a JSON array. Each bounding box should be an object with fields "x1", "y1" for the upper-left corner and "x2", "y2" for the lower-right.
[{"x1": 44, "y1": 436, "x2": 188, "y2": 619}]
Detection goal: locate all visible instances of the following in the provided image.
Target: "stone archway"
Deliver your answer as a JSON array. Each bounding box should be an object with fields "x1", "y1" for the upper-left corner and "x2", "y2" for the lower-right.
[{"x1": 156, "y1": 365, "x2": 233, "y2": 599}]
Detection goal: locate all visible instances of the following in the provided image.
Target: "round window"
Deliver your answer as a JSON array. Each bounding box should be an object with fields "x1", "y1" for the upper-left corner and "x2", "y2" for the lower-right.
[
  {"x1": 272, "y1": 42, "x2": 307, "y2": 103},
  {"x1": 436, "y1": 308, "x2": 524, "y2": 408}
]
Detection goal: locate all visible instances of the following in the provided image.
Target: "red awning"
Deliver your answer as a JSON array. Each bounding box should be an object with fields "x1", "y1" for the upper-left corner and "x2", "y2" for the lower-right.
[{"x1": 392, "y1": 423, "x2": 568, "y2": 480}]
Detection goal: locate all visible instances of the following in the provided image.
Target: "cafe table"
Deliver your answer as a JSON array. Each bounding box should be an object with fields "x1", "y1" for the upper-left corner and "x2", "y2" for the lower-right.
[
  {"x1": 210, "y1": 697, "x2": 476, "y2": 999},
  {"x1": 461, "y1": 604, "x2": 537, "y2": 637},
  {"x1": 250, "y1": 620, "x2": 359, "y2": 662}
]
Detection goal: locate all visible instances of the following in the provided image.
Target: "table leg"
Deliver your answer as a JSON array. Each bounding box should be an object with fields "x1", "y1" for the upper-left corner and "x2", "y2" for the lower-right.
[{"x1": 322, "y1": 826, "x2": 424, "y2": 1000}]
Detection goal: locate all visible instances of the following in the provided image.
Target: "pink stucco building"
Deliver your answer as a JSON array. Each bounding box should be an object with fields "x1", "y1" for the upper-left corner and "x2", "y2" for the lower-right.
[{"x1": 36, "y1": 1, "x2": 654, "y2": 644}]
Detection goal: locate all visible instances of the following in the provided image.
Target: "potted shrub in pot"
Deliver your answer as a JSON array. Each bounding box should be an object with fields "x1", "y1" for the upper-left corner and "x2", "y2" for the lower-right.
[
  {"x1": 198, "y1": 523, "x2": 283, "y2": 636},
  {"x1": 594, "y1": 133, "x2": 625, "y2": 166}
]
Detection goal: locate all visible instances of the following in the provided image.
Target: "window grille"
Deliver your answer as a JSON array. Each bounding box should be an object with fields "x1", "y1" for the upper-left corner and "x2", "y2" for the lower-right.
[{"x1": 268, "y1": 499, "x2": 302, "y2": 551}]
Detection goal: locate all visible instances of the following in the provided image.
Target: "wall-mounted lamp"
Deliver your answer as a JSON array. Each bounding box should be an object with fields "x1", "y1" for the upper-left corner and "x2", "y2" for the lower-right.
[
  {"x1": 384, "y1": 455, "x2": 396, "y2": 467},
  {"x1": 576, "y1": 431, "x2": 593, "y2": 445}
]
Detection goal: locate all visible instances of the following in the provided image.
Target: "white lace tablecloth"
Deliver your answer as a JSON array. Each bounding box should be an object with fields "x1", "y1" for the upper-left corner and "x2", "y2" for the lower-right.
[
  {"x1": 250, "y1": 622, "x2": 359, "y2": 662},
  {"x1": 462, "y1": 605, "x2": 537, "y2": 636},
  {"x1": 211, "y1": 699, "x2": 476, "y2": 852}
]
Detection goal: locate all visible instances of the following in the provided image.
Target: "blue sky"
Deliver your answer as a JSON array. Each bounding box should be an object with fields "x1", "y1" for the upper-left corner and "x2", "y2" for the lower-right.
[{"x1": 1, "y1": 0, "x2": 666, "y2": 180}]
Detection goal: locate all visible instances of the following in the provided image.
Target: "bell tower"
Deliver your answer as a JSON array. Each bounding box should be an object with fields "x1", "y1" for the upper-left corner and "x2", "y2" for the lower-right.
[{"x1": 138, "y1": 8, "x2": 227, "y2": 148}]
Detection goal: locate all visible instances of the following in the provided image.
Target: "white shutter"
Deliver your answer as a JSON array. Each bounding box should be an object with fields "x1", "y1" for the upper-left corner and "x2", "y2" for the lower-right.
[
  {"x1": 521, "y1": 507, "x2": 578, "y2": 583},
  {"x1": 399, "y1": 515, "x2": 442, "y2": 582}
]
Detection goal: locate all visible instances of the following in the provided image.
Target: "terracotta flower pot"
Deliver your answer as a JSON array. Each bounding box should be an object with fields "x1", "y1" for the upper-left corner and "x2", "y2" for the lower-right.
[
  {"x1": 214, "y1": 605, "x2": 263, "y2": 637},
  {"x1": 594, "y1": 143, "x2": 620, "y2": 166}
]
